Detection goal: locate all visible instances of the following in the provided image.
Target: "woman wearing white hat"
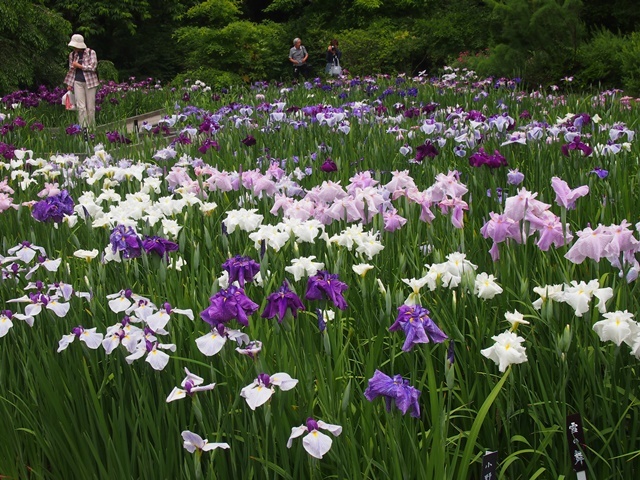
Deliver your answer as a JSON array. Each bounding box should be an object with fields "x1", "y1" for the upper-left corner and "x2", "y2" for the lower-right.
[{"x1": 64, "y1": 34, "x2": 99, "y2": 128}]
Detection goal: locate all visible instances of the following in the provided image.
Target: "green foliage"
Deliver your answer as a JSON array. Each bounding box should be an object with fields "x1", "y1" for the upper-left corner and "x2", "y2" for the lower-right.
[
  {"x1": 480, "y1": 0, "x2": 585, "y2": 85},
  {"x1": 175, "y1": 10, "x2": 290, "y2": 83},
  {"x1": 575, "y1": 28, "x2": 625, "y2": 91},
  {"x1": 620, "y1": 31, "x2": 640, "y2": 96},
  {"x1": 44, "y1": 0, "x2": 152, "y2": 36},
  {"x1": 181, "y1": 0, "x2": 241, "y2": 27},
  {"x1": 0, "y1": 1, "x2": 71, "y2": 94},
  {"x1": 263, "y1": 0, "x2": 304, "y2": 13},
  {"x1": 5, "y1": 0, "x2": 638, "y2": 92},
  {"x1": 338, "y1": 21, "x2": 418, "y2": 75},
  {"x1": 173, "y1": 67, "x2": 242, "y2": 89},
  {"x1": 413, "y1": 0, "x2": 492, "y2": 72},
  {"x1": 97, "y1": 60, "x2": 119, "y2": 83},
  {"x1": 353, "y1": 0, "x2": 383, "y2": 9}
]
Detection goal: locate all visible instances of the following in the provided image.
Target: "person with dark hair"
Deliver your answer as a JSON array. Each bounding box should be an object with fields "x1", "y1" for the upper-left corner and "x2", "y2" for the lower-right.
[
  {"x1": 325, "y1": 39, "x2": 342, "y2": 76},
  {"x1": 64, "y1": 34, "x2": 99, "y2": 128},
  {"x1": 289, "y1": 38, "x2": 309, "y2": 80}
]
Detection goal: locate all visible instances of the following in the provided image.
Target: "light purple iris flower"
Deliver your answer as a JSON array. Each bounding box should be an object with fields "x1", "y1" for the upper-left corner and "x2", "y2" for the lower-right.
[
  {"x1": 364, "y1": 370, "x2": 421, "y2": 417},
  {"x1": 389, "y1": 305, "x2": 448, "y2": 351}
]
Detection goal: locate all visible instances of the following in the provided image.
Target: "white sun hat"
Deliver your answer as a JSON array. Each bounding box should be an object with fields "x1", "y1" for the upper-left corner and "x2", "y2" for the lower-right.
[{"x1": 68, "y1": 34, "x2": 87, "y2": 49}]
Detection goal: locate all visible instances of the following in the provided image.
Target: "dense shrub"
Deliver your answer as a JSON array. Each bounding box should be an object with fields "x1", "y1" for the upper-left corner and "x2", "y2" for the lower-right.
[
  {"x1": 621, "y1": 31, "x2": 640, "y2": 96},
  {"x1": 337, "y1": 21, "x2": 418, "y2": 76},
  {"x1": 575, "y1": 28, "x2": 625, "y2": 91},
  {"x1": 97, "y1": 61, "x2": 119, "y2": 83},
  {"x1": 172, "y1": 68, "x2": 243, "y2": 91}
]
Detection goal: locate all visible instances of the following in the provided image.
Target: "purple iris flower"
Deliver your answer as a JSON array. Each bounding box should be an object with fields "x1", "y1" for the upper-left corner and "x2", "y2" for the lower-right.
[
  {"x1": 591, "y1": 167, "x2": 608, "y2": 179},
  {"x1": 222, "y1": 255, "x2": 260, "y2": 287},
  {"x1": 467, "y1": 110, "x2": 486, "y2": 122},
  {"x1": 257, "y1": 373, "x2": 271, "y2": 387},
  {"x1": 306, "y1": 417, "x2": 320, "y2": 431},
  {"x1": 261, "y1": 281, "x2": 305, "y2": 323},
  {"x1": 469, "y1": 147, "x2": 508, "y2": 169},
  {"x1": 447, "y1": 340, "x2": 455, "y2": 365},
  {"x1": 31, "y1": 190, "x2": 75, "y2": 223},
  {"x1": 305, "y1": 270, "x2": 348, "y2": 310},
  {"x1": 171, "y1": 133, "x2": 192, "y2": 145},
  {"x1": 142, "y1": 236, "x2": 179, "y2": 258},
  {"x1": 364, "y1": 370, "x2": 421, "y2": 418},
  {"x1": 200, "y1": 285, "x2": 259, "y2": 327},
  {"x1": 198, "y1": 138, "x2": 220, "y2": 154},
  {"x1": 506, "y1": 169, "x2": 525, "y2": 185},
  {"x1": 236, "y1": 340, "x2": 262, "y2": 358},
  {"x1": 415, "y1": 141, "x2": 438, "y2": 162},
  {"x1": 561, "y1": 137, "x2": 593, "y2": 157},
  {"x1": 71, "y1": 326, "x2": 85, "y2": 337},
  {"x1": 389, "y1": 305, "x2": 447, "y2": 352},
  {"x1": 105, "y1": 131, "x2": 132, "y2": 144},
  {"x1": 316, "y1": 308, "x2": 326, "y2": 332},
  {"x1": 241, "y1": 135, "x2": 257, "y2": 146},
  {"x1": 403, "y1": 107, "x2": 421, "y2": 118},
  {"x1": 572, "y1": 113, "x2": 591, "y2": 129},
  {"x1": 110, "y1": 225, "x2": 143, "y2": 259},
  {"x1": 65, "y1": 124, "x2": 82, "y2": 135},
  {"x1": 320, "y1": 159, "x2": 338, "y2": 172}
]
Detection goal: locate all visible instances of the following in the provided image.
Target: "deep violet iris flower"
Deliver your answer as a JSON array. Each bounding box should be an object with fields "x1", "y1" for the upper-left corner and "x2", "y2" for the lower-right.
[
  {"x1": 305, "y1": 270, "x2": 348, "y2": 310},
  {"x1": 261, "y1": 281, "x2": 305, "y2": 323},
  {"x1": 110, "y1": 225, "x2": 143, "y2": 259},
  {"x1": 222, "y1": 255, "x2": 260, "y2": 287},
  {"x1": 200, "y1": 285, "x2": 259, "y2": 327},
  {"x1": 142, "y1": 236, "x2": 179, "y2": 258},
  {"x1": 31, "y1": 190, "x2": 74, "y2": 223}
]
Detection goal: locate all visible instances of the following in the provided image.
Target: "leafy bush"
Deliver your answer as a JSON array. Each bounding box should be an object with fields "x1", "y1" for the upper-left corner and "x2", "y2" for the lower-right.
[
  {"x1": 476, "y1": 0, "x2": 583, "y2": 86},
  {"x1": 575, "y1": 28, "x2": 625, "y2": 90},
  {"x1": 97, "y1": 60, "x2": 119, "y2": 83},
  {"x1": 0, "y1": 1, "x2": 70, "y2": 94},
  {"x1": 412, "y1": 0, "x2": 492, "y2": 72},
  {"x1": 172, "y1": 68, "x2": 242, "y2": 91},
  {"x1": 175, "y1": 0, "x2": 290, "y2": 83},
  {"x1": 338, "y1": 20, "x2": 418, "y2": 75},
  {"x1": 621, "y1": 31, "x2": 640, "y2": 95}
]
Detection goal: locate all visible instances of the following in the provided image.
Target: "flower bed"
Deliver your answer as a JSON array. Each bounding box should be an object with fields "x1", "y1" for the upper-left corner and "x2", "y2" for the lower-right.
[{"x1": 0, "y1": 70, "x2": 639, "y2": 479}]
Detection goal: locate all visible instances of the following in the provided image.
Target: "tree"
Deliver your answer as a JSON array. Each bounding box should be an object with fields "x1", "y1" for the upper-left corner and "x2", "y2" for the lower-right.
[
  {"x1": 0, "y1": 0, "x2": 71, "y2": 94},
  {"x1": 174, "y1": 0, "x2": 290, "y2": 84},
  {"x1": 480, "y1": 0, "x2": 585, "y2": 85}
]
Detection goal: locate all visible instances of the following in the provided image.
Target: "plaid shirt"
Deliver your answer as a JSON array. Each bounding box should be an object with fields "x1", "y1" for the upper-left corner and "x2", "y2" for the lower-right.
[{"x1": 64, "y1": 49, "x2": 99, "y2": 89}]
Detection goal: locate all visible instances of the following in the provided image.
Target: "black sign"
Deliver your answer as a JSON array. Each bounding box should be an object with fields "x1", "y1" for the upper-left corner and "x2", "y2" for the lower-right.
[
  {"x1": 566, "y1": 413, "x2": 587, "y2": 472},
  {"x1": 481, "y1": 451, "x2": 498, "y2": 480}
]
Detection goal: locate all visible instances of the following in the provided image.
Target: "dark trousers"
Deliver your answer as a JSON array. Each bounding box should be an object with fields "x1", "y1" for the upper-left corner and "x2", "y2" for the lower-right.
[{"x1": 293, "y1": 63, "x2": 309, "y2": 80}]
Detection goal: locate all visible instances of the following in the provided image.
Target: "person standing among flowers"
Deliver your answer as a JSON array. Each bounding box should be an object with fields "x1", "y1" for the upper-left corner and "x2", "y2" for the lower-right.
[
  {"x1": 64, "y1": 34, "x2": 99, "y2": 128},
  {"x1": 289, "y1": 38, "x2": 309, "y2": 81},
  {"x1": 325, "y1": 39, "x2": 342, "y2": 75}
]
